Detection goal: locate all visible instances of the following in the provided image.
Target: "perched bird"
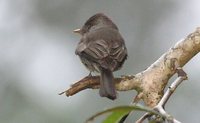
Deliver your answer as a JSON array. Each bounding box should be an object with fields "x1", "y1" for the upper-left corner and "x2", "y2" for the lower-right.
[{"x1": 74, "y1": 13, "x2": 127, "y2": 100}]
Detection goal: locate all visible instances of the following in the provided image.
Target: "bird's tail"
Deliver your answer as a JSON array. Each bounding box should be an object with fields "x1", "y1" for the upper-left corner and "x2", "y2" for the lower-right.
[{"x1": 99, "y1": 68, "x2": 116, "y2": 100}]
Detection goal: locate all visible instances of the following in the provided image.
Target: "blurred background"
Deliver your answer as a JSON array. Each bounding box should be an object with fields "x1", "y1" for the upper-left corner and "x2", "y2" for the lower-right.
[{"x1": 0, "y1": 0, "x2": 200, "y2": 123}]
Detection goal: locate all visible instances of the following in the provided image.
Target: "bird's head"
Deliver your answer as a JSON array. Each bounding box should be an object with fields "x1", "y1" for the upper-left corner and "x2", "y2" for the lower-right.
[{"x1": 73, "y1": 13, "x2": 118, "y2": 35}]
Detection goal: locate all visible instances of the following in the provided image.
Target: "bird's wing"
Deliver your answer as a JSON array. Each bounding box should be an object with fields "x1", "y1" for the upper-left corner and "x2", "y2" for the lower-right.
[
  {"x1": 76, "y1": 39, "x2": 127, "y2": 70},
  {"x1": 110, "y1": 40, "x2": 127, "y2": 62},
  {"x1": 77, "y1": 39, "x2": 109, "y2": 60},
  {"x1": 107, "y1": 40, "x2": 127, "y2": 71}
]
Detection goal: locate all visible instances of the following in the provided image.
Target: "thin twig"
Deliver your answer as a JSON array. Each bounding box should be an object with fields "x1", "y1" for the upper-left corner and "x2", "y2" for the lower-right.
[
  {"x1": 157, "y1": 74, "x2": 187, "y2": 108},
  {"x1": 135, "y1": 113, "x2": 151, "y2": 123}
]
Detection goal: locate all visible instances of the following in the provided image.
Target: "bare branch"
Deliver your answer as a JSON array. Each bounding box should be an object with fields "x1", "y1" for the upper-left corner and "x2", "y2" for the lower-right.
[
  {"x1": 61, "y1": 27, "x2": 200, "y2": 108},
  {"x1": 59, "y1": 75, "x2": 140, "y2": 96}
]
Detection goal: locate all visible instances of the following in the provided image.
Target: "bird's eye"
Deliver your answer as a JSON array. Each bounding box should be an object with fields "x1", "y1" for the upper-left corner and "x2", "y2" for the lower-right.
[{"x1": 89, "y1": 26, "x2": 97, "y2": 32}]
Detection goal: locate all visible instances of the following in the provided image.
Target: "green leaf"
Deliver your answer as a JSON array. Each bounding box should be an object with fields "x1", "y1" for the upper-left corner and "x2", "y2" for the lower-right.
[
  {"x1": 102, "y1": 111, "x2": 130, "y2": 123},
  {"x1": 85, "y1": 104, "x2": 164, "y2": 123}
]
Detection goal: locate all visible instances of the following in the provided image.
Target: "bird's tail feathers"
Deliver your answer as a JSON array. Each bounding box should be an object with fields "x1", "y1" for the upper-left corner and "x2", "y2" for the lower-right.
[{"x1": 99, "y1": 68, "x2": 116, "y2": 100}]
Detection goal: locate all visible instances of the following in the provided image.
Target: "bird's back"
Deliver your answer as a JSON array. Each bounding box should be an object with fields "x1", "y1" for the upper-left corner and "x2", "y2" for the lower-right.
[{"x1": 76, "y1": 27, "x2": 127, "y2": 72}]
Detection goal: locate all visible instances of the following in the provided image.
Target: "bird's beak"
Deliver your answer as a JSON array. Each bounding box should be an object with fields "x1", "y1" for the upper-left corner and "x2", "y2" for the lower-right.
[{"x1": 73, "y1": 28, "x2": 81, "y2": 34}]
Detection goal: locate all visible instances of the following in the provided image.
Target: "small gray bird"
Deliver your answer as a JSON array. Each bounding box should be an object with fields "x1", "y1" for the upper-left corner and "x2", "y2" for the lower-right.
[{"x1": 74, "y1": 13, "x2": 127, "y2": 100}]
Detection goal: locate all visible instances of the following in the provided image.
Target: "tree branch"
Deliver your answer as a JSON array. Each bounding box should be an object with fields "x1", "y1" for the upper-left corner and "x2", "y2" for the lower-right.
[
  {"x1": 60, "y1": 27, "x2": 200, "y2": 108},
  {"x1": 59, "y1": 75, "x2": 140, "y2": 96}
]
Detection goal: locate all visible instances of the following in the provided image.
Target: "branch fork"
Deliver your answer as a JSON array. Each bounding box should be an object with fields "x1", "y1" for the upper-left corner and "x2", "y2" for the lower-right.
[
  {"x1": 60, "y1": 27, "x2": 200, "y2": 122},
  {"x1": 136, "y1": 68, "x2": 187, "y2": 123}
]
